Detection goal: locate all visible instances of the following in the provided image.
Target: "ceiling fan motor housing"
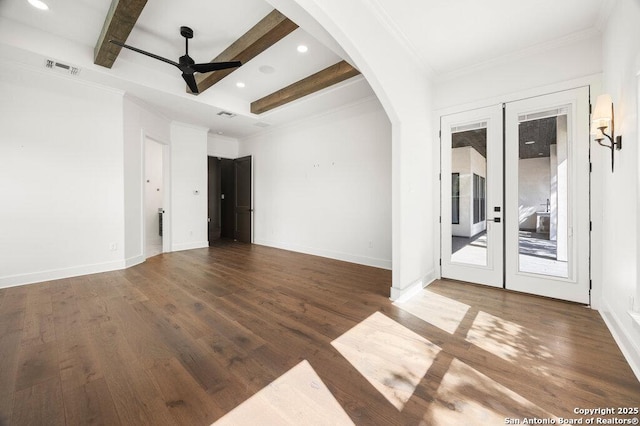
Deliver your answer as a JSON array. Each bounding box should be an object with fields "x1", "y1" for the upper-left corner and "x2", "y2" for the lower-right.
[{"x1": 180, "y1": 26, "x2": 194, "y2": 39}]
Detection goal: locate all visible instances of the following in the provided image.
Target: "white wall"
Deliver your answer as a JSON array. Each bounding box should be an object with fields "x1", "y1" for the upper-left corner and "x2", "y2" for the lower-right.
[
  {"x1": 170, "y1": 122, "x2": 209, "y2": 251},
  {"x1": 208, "y1": 133, "x2": 240, "y2": 159},
  {"x1": 598, "y1": 0, "x2": 640, "y2": 380},
  {"x1": 518, "y1": 157, "x2": 550, "y2": 230},
  {"x1": 269, "y1": 0, "x2": 436, "y2": 300},
  {"x1": 451, "y1": 147, "x2": 487, "y2": 238},
  {"x1": 0, "y1": 66, "x2": 214, "y2": 287},
  {"x1": 0, "y1": 64, "x2": 125, "y2": 287},
  {"x1": 434, "y1": 31, "x2": 602, "y2": 112},
  {"x1": 239, "y1": 97, "x2": 392, "y2": 269}
]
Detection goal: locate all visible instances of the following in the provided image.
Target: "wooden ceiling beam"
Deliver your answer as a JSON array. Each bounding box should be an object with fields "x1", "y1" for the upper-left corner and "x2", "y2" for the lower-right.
[
  {"x1": 94, "y1": 0, "x2": 148, "y2": 68},
  {"x1": 250, "y1": 60, "x2": 360, "y2": 114},
  {"x1": 193, "y1": 9, "x2": 298, "y2": 94}
]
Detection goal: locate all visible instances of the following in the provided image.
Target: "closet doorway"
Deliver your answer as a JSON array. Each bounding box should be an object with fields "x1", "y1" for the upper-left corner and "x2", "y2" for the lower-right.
[
  {"x1": 144, "y1": 137, "x2": 166, "y2": 258},
  {"x1": 208, "y1": 155, "x2": 252, "y2": 244}
]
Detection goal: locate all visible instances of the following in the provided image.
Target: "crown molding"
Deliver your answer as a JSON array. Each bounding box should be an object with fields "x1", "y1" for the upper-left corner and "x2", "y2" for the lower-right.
[
  {"x1": 437, "y1": 27, "x2": 602, "y2": 83},
  {"x1": 363, "y1": 0, "x2": 435, "y2": 78}
]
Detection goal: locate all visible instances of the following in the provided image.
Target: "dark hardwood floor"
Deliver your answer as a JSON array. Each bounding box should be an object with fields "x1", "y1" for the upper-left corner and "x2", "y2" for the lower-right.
[{"x1": 1, "y1": 241, "x2": 638, "y2": 425}]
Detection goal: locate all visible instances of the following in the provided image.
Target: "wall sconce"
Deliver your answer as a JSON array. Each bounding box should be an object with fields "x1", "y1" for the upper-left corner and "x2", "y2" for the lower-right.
[{"x1": 591, "y1": 94, "x2": 622, "y2": 172}]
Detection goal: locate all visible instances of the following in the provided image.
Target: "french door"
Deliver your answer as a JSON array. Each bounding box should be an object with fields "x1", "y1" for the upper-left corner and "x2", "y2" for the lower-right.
[
  {"x1": 441, "y1": 87, "x2": 590, "y2": 304},
  {"x1": 441, "y1": 104, "x2": 504, "y2": 287}
]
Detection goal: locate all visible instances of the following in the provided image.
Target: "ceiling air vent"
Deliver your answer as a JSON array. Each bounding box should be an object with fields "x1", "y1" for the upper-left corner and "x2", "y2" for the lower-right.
[
  {"x1": 253, "y1": 122, "x2": 270, "y2": 128},
  {"x1": 216, "y1": 111, "x2": 236, "y2": 118},
  {"x1": 44, "y1": 59, "x2": 81, "y2": 76}
]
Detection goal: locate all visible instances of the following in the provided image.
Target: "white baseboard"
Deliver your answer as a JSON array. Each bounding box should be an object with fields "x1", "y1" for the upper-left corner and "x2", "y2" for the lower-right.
[
  {"x1": 253, "y1": 239, "x2": 392, "y2": 270},
  {"x1": 0, "y1": 259, "x2": 127, "y2": 289},
  {"x1": 125, "y1": 255, "x2": 146, "y2": 268},
  {"x1": 599, "y1": 300, "x2": 640, "y2": 382},
  {"x1": 389, "y1": 269, "x2": 437, "y2": 302},
  {"x1": 171, "y1": 241, "x2": 209, "y2": 252}
]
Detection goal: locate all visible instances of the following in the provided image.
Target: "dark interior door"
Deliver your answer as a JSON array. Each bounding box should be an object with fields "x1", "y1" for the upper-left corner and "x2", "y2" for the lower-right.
[
  {"x1": 220, "y1": 159, "x2": 235, "y2": 239},
  {"x1": 234, "y1": 156, "x2": 252, "y2": 243},
  {"x1": 207, "y1": 157, "x2": 221, "y2": 244}
]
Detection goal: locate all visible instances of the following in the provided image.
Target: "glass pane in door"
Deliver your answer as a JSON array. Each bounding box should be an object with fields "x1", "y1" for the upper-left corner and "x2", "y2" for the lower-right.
[
  {"x1": 450, "y1": 123, "x2": 488, "y2": 266},
  {"x1": 516, "y1": 108, "x2": 569, "y2": 278}
]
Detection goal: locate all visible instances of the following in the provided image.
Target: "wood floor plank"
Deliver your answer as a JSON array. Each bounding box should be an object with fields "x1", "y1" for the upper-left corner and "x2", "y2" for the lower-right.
[
  {"x1": 92, "y1": 321, "x2": 175, "y2": 425},
  {"x1": 130, "y1": 299, "x2": 229, "y2": 387},
  {"x1": 1, "y1": 242, "x2": 638, "y2": 426},
  {"x1": 147, "y1": 357, "x2": 225, "y2": 425},
  {"x1": 61, "y1": 378, "x2": 121, "y2": 426},
  {"x1": 58, "y1": 329, "x2": 104, "y2": 390},
  {"x1": 104, "y1": 297, "x2": 174, "y2": 367},
  {"x1": 51, "y1": 279, "x2": 85, "y2": 341},
  {"x1": 11, "y1": 377, "x2": 65, "y2": 426},
  {"x1": 0, "y1": 330, "x2": 22, "y2": 425},
  {"x1": 14, "y1": 341, "x2": 59, "y2": 392},
  {"x1": 21, "y1": 283, "x2": 55, "y2": 348},
  {"x1": 0, "y1": 286, "x2": 28, "y2": 336},
  {"x1": 0, "y1": 389, "x2": 13, "y2": 426}
]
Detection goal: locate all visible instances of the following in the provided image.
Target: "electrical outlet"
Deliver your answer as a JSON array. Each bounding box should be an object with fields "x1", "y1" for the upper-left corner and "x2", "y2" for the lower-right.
[{"x1": 109, "y1": 243, "x2": 117, "y2": 251}]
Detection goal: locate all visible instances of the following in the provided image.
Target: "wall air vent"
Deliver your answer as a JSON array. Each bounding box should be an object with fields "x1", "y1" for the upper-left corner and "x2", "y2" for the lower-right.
[
  {"x1": 216, "y1": 111, "x2": 236, "y2": 118},
  {"x1": 44, "y1": 59, "x2": 81, "y2": 76}
]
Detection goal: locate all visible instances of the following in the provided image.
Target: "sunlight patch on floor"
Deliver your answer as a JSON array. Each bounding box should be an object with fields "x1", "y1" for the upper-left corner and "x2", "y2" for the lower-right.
[
  {"x1": 467, "y1": 310, "x2": 552, "y2": 375},
  {"x1": 331, "y1": 312, "x2": 440, "y2": 411},
  {"x1": 423, "y1": 357, "x2": 555, "y2": 424},
  {"x1": 425, "y1": 358, "x2": 555, "y2": 424},
  {"x1": 213, "y1": 360, "x2": 353, "y2": 426},
  {"x1": 394, "y1": 289, "x2": 470, "y2": 334}
]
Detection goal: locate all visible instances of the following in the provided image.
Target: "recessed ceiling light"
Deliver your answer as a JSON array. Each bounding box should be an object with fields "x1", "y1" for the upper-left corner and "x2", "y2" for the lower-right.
[
  {"x1": 217, "y1": 131, "x2": 223, "y2": 135},
  {"x1": 236, "y1": 82, "x2": 245, "y2": 88},
  {"x1": 259, "y1": 65, "x2": 275, "y2": 74},
  {"x1": 28, "y1": 0, "x2": 49, "y2": 10},
  {"x1": 297, "y1": 45, "x2": 308, "y2": 53},
  {"x1": 524, "y1": 141, "x2": 536, "y2": 145}
]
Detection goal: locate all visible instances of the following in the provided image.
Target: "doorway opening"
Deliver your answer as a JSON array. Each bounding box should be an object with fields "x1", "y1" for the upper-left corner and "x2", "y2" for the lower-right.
[
  {"x1": 440, "y1": 87, "x2": 590, "y2": 303},
  {"x1": 208, "y1": 155, "x2": 252, "y2": 244},
  {"x1": 144, "y1": 137, "x2": 165, "y2": 258}
]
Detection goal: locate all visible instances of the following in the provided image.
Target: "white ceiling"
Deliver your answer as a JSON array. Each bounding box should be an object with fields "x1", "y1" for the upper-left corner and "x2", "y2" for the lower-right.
[
  {"x1": 369, "y1": 0, "x2": 607, "y2": 75},
  {"x1": 0, "y1": 0, "x2": 607, "y2": 138}
]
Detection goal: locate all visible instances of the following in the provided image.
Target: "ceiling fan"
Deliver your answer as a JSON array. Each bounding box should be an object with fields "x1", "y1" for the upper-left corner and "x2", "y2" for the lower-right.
[{"x1": 110, "y1": 26, "x2": 242, "y2": 94}]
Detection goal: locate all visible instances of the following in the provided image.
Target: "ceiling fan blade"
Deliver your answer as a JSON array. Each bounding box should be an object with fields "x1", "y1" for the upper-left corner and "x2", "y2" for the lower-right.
[
  {"x1": 182, "y1": 73, "x2": 199, "y2": 94},
  {"x1": 109, "y1": 40, "x2": 180, "y2": 68},
  {"x1": 190, "y1": 61, "x2": 242, "y2": 73}
]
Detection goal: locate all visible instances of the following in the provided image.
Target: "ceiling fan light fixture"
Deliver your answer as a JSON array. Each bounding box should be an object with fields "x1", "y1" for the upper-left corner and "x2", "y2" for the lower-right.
[{"x1": 28, "y1": 0, "x2": 49, "y2": 10}]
